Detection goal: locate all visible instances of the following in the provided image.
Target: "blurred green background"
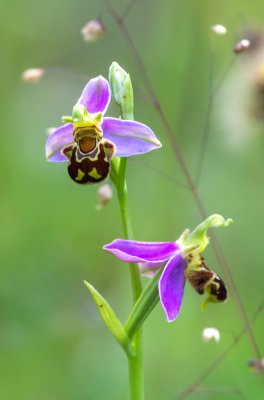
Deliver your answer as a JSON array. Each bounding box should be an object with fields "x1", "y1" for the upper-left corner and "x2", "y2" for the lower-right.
[{"x1": 1, "y1": 0, "x2": 264, "y2": 398}]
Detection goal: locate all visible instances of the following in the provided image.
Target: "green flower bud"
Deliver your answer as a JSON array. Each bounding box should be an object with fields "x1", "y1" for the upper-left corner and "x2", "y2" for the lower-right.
[
  {"x1": 109, "y1": 62, "x2": 134, "y2": 119},
  {"x1": 120, "y1": 74, "x2": 134, "y2": 119}
]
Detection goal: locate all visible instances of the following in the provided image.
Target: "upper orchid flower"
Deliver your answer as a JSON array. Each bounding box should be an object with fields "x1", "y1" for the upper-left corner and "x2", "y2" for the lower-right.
[
  {"x1": 104, "y1": 215, "x2": 233, "y2": 322},
  {"x1": 45, "y1": 75, "x2": 161, "y2": 184}
]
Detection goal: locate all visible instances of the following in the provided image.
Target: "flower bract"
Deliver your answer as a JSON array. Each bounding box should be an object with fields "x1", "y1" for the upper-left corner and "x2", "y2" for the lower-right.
[
  {"x1": 46, "y1": 75, "x2": 161, "y2": 184},
  {"x1": 104, "y1": 215, "x2": 233, "y2": 322}
]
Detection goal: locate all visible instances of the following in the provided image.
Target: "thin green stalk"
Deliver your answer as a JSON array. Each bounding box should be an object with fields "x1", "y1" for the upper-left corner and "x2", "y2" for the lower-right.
[
  {"x1": 128, "y1": 349, "x2": 144, "y2": 400},
  {"x1": 115, "y1": 157, "x2": 144, "y2": 400},
  {"x1": 109, "y1": 59, "x2": 144, "y2": 398},
  {"x1": 116, "y1": 157, "x2": 142, "y2": 301}
]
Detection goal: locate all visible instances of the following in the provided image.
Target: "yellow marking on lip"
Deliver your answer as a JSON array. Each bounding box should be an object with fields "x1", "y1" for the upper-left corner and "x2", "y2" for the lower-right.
[
  {"x1": 88, "y1": 167, "x2": 102, "y2": 179},
  {"x1": 75, "y1": 169, "x2": 85, "y2": 181}
]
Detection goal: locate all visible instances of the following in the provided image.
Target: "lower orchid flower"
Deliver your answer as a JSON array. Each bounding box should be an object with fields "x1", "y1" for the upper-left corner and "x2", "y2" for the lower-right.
[
  {"x1": 104, "y1": 215, "x2": 233, "y2": 322},
  {"x1": 45, "y1": 75, "x2": 161, "y2": 184}
]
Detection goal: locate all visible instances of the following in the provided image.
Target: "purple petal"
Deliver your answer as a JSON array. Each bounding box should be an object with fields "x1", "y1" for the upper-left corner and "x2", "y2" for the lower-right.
[
  {"x1": 159, "y1": 254, "x2": 187, "y2": 322},
  {"x1": 46, "y1": 124, "x2": 74, "y2": 162},
  {"x1": 77, "y1": 76, "x2": 111, "y2": 115},
  {"x1": 104, "y1": 239, "x2": 180, "y2": 263},
  {"x1": 101, "y1": 118, "x2": 162, "y2": 157}
]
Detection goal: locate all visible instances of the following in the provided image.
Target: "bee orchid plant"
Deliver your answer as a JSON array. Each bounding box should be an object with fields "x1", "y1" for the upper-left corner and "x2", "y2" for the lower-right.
[{"x1": 46, "y1": 62, "x2": 232, "y2": 400}]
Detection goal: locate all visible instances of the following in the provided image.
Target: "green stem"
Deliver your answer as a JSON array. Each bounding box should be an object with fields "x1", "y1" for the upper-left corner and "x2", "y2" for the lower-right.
[
  {"x1": 115, "y1": 157, "x2": 144, "y2": 400},
  {"x1": 117, "y1": 157, "x2": 142, "y2": 300},
  {"x1": 128, "y1": 349, "x2": 144, "y2": 400}
]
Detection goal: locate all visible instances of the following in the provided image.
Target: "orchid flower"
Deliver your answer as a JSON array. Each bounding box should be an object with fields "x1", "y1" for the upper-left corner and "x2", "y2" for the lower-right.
[
  {"x1": 104, "y1": 215, "x2": 233, "y2": 322},
  {"x1": 45, "y1": 75, "x2": 161, "y2": 184}
]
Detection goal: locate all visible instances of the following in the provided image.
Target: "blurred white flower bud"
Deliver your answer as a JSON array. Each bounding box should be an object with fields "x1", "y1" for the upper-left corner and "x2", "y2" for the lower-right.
[
  {"x1": 96, "y1": 184, "x2": 113, "y2": 210},
  {"x1": 234, "y1": 39, "x2": 251, "y2": 54},
  {"x1": 211, "y1": 24, "x2": 227, "y2": 35},
  {"x1": 21, "y1": 68, "x2": 45, "y2": 83},
  {"x1": 202, "y1": 327, "x2": 220, "y2": 343},
  {"x1": 81, "y1": 19, "x2": 105, "y2": 42}
]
